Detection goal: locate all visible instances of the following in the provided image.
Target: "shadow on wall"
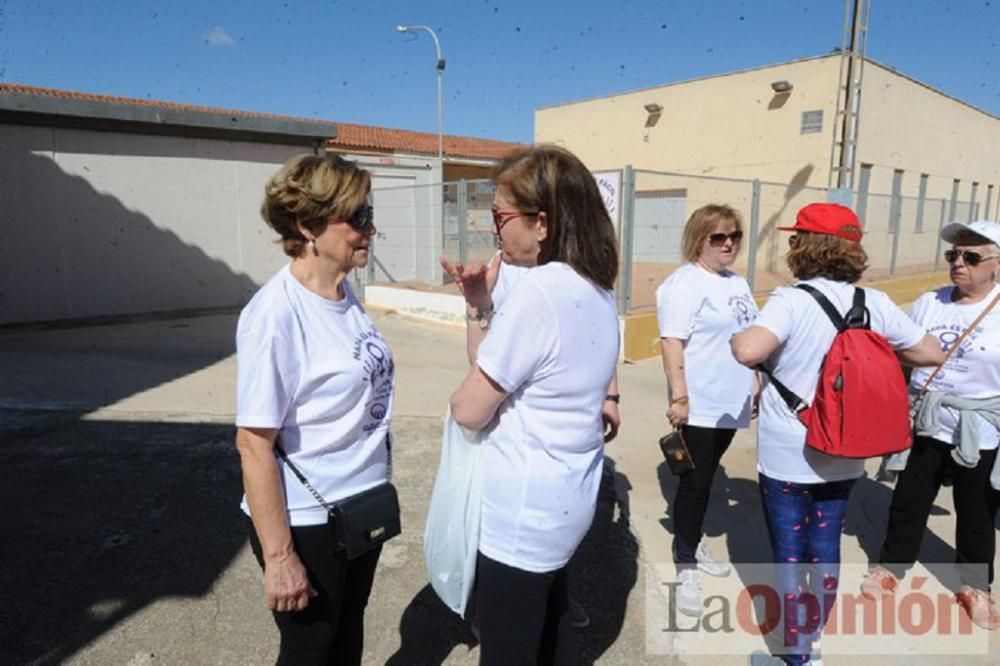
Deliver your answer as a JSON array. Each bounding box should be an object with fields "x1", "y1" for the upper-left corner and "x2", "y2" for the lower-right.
[
  {"x1": 0, "y1": 132, "x2": 279, "y2": 325},
  {"x1": 760, "y1": 164, "x2": 815, "y2": 279},
  {"x1": 0, "y1": 414, "x2": 247, "y2": 665}
]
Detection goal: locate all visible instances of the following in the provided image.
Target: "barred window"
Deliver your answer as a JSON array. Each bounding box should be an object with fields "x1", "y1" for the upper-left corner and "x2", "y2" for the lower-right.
[{"x1": 800, "y1": 110, "x2": 823, "y2": 134}]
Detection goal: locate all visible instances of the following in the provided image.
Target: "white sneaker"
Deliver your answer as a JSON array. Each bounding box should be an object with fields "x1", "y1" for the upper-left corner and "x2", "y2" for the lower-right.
[
  {"x1": 696, "y1": 541, "x2": 732, "y2": 577},
  {"x1": 676, "y1": 568, "x2": 703, "y2": 617}
]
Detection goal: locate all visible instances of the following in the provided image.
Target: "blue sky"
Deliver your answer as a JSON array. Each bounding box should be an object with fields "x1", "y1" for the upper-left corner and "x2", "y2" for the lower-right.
[{"x1": 2, "y1": 0, "x2": 998, "y2": 142}]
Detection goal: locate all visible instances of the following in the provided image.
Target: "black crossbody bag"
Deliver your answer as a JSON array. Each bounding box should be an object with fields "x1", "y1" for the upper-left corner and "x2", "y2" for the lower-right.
[{"x1": 276, "y1": 437, "x2": 401, "y2": 559}]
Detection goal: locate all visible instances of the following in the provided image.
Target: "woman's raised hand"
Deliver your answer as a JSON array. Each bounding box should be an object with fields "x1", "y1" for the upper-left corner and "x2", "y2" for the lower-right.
[{"x1": 440, "y1": 256, "x2": 500, "y2": 312}]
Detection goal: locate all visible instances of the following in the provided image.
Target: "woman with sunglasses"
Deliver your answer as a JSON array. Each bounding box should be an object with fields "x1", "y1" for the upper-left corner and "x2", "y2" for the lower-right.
[
  {"x1": 234, "y1": 154, "x2": 392, "y2": 665},
  {"x1": 862, "y1": 219, "x2": 1000, "y2": 630},
  {"x1": 731, "y1": 203, "x2": 942, "y2": 665},
  {"x1": 445, "y1": 144, "x2": 619, "y2": 665},
  {"x1": 655, "y1": 204, "x2": 759, "y2": 616}
]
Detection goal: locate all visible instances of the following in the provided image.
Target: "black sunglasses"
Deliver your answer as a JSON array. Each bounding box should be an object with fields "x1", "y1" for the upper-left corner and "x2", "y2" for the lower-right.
[
  {"x1": 944, "y1": 248, "x2": 999, "y2": 267},
  {"x1": 347, "y1": 204, "x2": 375, "y2": 232},
  {"x1": 708, "y1": 230, "x2": 743, "y2": 247}
]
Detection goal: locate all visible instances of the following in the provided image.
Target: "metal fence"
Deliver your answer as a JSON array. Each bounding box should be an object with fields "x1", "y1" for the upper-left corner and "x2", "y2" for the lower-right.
[{"x1": 366, "y1": 168, "x2": 984, "y2": 314}]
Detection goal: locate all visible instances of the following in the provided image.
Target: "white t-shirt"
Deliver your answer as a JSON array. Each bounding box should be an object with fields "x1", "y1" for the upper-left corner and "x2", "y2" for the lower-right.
[
  {"x1": 754, "y1": 278, "x2": 925, "y2": 484},
  {"x1": 236, "y1": 266, "x2": 395, "y2": 526},
  {"x1": 476, "y1": 262, "x2": 619, "y2": 573},
  {"x1": 909, "y1": 284, "x2": 1000, "y2": 449},
  {"x1": 655, "y1": 263, "x2": 758, "y2": 428},
  {"x1": 490, "y1": 252, "x2": 527, "y2": 311}
]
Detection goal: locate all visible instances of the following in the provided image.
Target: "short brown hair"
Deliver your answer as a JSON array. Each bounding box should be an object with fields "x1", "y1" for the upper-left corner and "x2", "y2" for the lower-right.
[
  {"x1": 681, "y1": 204, "x2": 743, "y2": 263},
  {"x1": 261, "y1": 154, "x2": 371, "y2": 257},
  {"x1": 493, "y1": 145, "x2": 619, "y2": 290},
  {"x1": 786, "y1": 231, "x2": 869, "y2": 283}
]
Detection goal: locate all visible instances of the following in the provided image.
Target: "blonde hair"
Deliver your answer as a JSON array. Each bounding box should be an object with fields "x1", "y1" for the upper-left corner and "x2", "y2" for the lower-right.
[
  {"x1": 681, "y1": 204, "x2": 743, "y2": 263},
  {"x1": 261, "y1": 154, "x2": 371, "y2": 257}
]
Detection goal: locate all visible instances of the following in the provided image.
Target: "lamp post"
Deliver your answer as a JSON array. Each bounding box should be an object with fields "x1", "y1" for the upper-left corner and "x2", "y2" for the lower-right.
[{"x1": 395, "y1": 24, "x2": 445, "y2": 162}]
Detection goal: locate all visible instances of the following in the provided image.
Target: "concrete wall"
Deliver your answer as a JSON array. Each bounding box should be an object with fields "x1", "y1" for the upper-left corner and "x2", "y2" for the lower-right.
[
  {"x1": 0, "y1": 125, "x2": 443, "y2": 325},
  {"x1": 535, "y1": 55, "x2": 841, "y2": 187},
  {"x1": 0, "y1": 124, "x2": 312, "y2": 324},
  {"x1": 856, "y1": 61, "x2": 1000, "y2": 218}
]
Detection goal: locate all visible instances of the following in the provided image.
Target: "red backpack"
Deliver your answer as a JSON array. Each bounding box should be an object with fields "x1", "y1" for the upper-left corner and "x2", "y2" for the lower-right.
[{"x1": 762, "y1": 285, "x2": 912, "y2": 458}]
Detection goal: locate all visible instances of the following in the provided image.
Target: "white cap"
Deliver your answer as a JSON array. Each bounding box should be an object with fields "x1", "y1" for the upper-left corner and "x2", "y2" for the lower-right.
[{"x1": 940, "y1": 220, "x2": 1000, "y2": 248}]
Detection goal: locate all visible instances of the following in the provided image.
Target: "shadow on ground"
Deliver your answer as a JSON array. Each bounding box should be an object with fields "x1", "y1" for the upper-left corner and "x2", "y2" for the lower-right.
[
  {"x1": 0, "y1": 411, "x2": 244, "y2": 665},
  {"x1": 385, "y1": 456, "x2": 639, "y2": 665}
]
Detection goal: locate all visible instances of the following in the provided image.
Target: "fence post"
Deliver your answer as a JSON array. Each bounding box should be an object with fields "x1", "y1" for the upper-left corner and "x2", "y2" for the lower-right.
[
  {"x1": 934, "y1": 198, "x2": 947, "y2": 272},
  {"x1": 746, "y1": 179, "x2": 762, "y2": 292},
  {"x1": 888, "y1": 188, "x2": 903, "y2": 277},
  {"x1": 617, "y1": 166, "x2": 636, "y2": 316},
  {"x1": 457, "y1": 180, "x2": 469, "y2": 265}
]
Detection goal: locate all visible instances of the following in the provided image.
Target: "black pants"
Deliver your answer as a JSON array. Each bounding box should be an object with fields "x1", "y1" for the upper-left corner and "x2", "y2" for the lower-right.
[
  {"x1": 247, "y1": 518, "x2": 382, "y2": 666},
  {"x1": 474, "y1": 552, "x2": 576, "y2": 666},
  {"x1": 672, "y1": 424, "x2": 736, "y2": 566},
  {"x1": 879, "y1": 435, "x2": 998, "y2": 590}
]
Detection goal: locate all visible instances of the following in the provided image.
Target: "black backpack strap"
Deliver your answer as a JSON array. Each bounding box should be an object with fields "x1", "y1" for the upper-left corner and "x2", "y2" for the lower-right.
[
  {"x1": 844, "y1": 287, "x2": 871, "y2": 329},
  {"x1": 796, "y1": 284, "x2": 847, "y2": 332},
  {"x1": 756, "y1": 364, "x2": 806, "y2": 413}
]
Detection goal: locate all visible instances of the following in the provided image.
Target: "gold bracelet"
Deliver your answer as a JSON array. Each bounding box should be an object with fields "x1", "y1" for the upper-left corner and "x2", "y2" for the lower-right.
[{"x1": 670, "y1": 395, "x2": 689, "y2": 406}]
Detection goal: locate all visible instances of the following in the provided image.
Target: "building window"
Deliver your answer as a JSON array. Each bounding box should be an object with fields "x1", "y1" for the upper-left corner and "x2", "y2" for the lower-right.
[
  {"x1": 800, "y1": 110, "x2": 823, "y2": 134},
  {"x1": 889, "y1": 169, "x2": 904, "y2": 233}
]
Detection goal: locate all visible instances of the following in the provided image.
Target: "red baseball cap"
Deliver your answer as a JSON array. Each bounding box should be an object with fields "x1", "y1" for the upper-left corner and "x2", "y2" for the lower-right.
[{"x1": 778, "y1": 203, "x2": 863, "y2": 242}]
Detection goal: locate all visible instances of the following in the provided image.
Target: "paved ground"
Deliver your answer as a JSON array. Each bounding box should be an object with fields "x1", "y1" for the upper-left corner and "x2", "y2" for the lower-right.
[{"x1": 1, "y1": 308, "x2": 997, "y2": 665}]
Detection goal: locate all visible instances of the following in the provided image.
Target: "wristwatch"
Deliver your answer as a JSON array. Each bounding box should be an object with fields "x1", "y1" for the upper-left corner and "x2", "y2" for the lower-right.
[{"x1": 467, "y1": 307, "x2": 495, "y2": 329}]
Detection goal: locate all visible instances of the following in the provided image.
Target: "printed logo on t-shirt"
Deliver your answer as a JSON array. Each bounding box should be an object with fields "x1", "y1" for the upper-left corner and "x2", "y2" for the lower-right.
[
  {"x1": 729, "y1": 294, "x2": 758, "y2": 327},
  {"x1": 352, "y1": 330, "x2": 395, "y2": 434},
  {"x1": 930, "y1": 323, "x2": 982, "y2": 360},
  {"x1": 925, "y1": 323, "x2": 984, "y2": 390}
]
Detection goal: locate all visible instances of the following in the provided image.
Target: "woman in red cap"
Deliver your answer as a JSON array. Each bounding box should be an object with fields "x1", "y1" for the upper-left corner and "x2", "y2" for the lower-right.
[
  {"x1": 861, "y1": 219, "x2": 1000, "y2": 630},
  {"x1": 731, "y1": 202, "x2": 942, "y2": 665}
]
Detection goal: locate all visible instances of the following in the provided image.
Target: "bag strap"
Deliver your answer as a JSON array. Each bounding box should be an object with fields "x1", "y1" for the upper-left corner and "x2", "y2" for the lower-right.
[
  {"x1": 756, "y1": 283, "x2": 863, "y2": 414},
  {"x1": 915, "y1": 290, "x2": 1000, "y2": 399},
  {"x1": 756, "y1": 363, "x2": 807, "y2": 413},
  {"x1": 275, "y1": 440, "x2": 335, "y2": 512}
]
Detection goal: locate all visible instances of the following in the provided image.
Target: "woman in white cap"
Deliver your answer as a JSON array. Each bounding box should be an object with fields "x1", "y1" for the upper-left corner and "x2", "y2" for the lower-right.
[
  {"x1": 861, "y1": 219, "x2": 1000, "y2": 630},
  {"x1": 730, "y1": 202, "x2": 943, "y2": 665}
]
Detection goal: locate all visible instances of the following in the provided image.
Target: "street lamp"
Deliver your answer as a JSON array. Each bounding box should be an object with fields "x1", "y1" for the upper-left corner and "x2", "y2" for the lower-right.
[{"x1": 395, "y1": 24, "x2": 445, "y2": 162}]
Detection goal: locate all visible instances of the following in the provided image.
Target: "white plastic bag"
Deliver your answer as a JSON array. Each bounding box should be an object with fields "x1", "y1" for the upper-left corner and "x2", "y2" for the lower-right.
[{"x1": 423, "y1": 409, "x2": 484, "y2": 618}]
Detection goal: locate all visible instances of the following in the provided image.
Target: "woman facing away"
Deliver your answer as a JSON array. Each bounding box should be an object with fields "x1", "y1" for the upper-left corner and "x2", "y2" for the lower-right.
[
  {"x1": 862, "y1": 219, "x2": 1000, "y2": 630},
  {"x1": 444, "y1": 144, "x2": 620, "y2": 665},
  {"x1": 235, "y1": 154, "x2": 394, "y2": 665},
  {"x1": 655, "y1": 203, "x2": 759, "y2": 617},
  {"x1": 731, "y1": 202, "x2": 943, "y2": 665}
]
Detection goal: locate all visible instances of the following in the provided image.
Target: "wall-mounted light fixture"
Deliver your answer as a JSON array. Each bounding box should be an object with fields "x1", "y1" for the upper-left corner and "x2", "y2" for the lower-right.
[
  {"x1": 770, "y1": 80, "x2": 793, "y2": 94},
  {"x1": 643, "y1": 102, "x2": 663, "y2": 142}
]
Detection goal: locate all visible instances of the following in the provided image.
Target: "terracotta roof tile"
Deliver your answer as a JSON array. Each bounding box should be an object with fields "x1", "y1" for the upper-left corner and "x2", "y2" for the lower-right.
[
  {"x1": 0, "y1": 83, "x2": 523, "y2": 161},
  {"x1": 330, "y1": 122, "x2": 523, "y2": 160}
]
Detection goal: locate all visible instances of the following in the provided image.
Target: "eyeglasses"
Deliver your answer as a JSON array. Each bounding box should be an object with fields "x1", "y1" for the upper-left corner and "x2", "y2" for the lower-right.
[
  {"x1": 491, "y1": 205, "x2": 537, "y2": 234},
  {"x1": 347, "y1": 204, "x2": 375, "y2": 232},
  {"x1": 944, "y1": 248, "x2": 1000, "y2": 267},
  {"x1": 708, "y1": 231, "x2": 743, "y2": 247}
]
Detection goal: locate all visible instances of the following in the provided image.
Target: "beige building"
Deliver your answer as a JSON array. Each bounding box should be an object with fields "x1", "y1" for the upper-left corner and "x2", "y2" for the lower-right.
[
  {"x1": 537, "y1": 54, "x2": 1000, "y2": 309},
  {"x1": 537, "y1": 54, "x2": 1000, "y2": 218}
]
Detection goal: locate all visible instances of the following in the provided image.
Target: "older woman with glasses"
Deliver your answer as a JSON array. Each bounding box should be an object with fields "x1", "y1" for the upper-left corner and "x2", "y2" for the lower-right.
[
  {"x1": 655, "y1": 204, "x2": 759, "y2": 617},
  {"x1": 235, "y1": 154, "x2": 394, "y2": 665},
  {"x1": 862, "y1": 219, "x2": 1000, "y2": 630},
  {"x1": 442, "y1": 144, "x2": 620, "y2": 665}
]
